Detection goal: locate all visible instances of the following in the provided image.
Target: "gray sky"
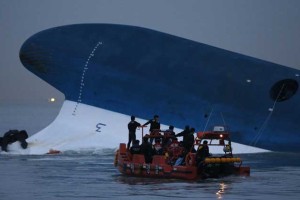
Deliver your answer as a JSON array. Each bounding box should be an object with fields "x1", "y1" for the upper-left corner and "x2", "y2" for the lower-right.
[{"x1": 1, "y1": 0, "x2": 300, "y2": 104}]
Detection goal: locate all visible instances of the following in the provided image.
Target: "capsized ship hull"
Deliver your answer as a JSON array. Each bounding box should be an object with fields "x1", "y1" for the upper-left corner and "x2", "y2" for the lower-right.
[{"x1": 19, "y1": 24, "x2": 300, "y2": 152}]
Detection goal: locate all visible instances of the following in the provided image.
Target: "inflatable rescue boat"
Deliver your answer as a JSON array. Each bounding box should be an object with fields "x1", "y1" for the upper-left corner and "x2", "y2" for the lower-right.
[{"x1": 114, "y1": 126, "x2": 250, "y2": 180}]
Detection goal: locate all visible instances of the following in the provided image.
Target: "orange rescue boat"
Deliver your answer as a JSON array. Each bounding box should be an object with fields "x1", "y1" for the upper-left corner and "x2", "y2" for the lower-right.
[{"x1": 115, "y1": 126, "x2": 250, "y2": 180}]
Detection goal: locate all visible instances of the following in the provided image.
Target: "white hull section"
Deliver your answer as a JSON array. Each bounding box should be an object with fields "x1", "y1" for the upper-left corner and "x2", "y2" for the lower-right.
[{"x1": 4, "y1": 100, "x2": 269, "y2": 155}]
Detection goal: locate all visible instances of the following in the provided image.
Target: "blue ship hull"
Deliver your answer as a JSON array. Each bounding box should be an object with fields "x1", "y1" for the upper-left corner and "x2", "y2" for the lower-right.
[{"x1": 19, "y1": 24, "x2": 300, "y2": 152}]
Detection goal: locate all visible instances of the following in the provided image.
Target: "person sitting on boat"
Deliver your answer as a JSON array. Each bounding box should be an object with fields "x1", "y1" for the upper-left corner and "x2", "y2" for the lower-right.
[
  {"x1": 143, "y1": 115, "x2": 160, "y2": 143},
  {"x1": 153, "y1": 138, "x2": 163, "y2": 155},
  {"x1": 174, "y1": 149, "x2": 188, "y2": 166},
  {"x1": 169, "y1": 137, "x2": 180, "y2": 148},
  {"x1": 130, "y1": 140, "x2": 141, "y2": 154},
  {"x1": 127, "y1": 115, "x2": 141, "y2": 149},
  {"x1": 167, "y1": 137, "x2": 184, "y2": 165},
  {"x1": 162, "y1": 125, "x2": 175, "y2": 147},
  {"x1": 196, "y1": 140, "x2": 210, "y2": 167},
  {"x1": 140, "y1": 136, "x2": 153, "y2": 163},
  {"x1": 223, "y1": 143, "x2": 233, "y2": 157}
]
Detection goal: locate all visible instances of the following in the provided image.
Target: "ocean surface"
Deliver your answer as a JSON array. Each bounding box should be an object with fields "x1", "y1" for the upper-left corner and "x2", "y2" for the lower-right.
[{"x1": 1, "y1": 104, "x2": 300, "y2": 199}]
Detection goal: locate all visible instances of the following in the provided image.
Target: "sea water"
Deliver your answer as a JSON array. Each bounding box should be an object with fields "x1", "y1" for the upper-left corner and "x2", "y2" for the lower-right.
[
  {"x1": 1, "y1": 104, "x2": 300, "y2": 199},
  {"x1": 1, "y1": 151, "x2": 300, "y2": 199}
]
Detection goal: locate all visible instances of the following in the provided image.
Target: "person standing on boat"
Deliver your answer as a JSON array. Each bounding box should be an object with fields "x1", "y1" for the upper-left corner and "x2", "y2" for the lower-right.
[
  {"x1": 196, "y1": 140, "x2": 210, "y2": 167},
  {"x1": 164, "y1": 125, "x2": 175, "y2": 135},
  {"x1": 143, "y1": 115, "x2": 160, "y2": 143},
  {"x1": 140, "y1": 136, "x2": 153, "y2": 163},
  {"x1": 184, "y1": 128, "x2": 195, "y2": 152},
  {"x1": 175, "y1": 125, "x2": 193, "y2": 151},
  {"x1": 127, "y1": 116, "x2": 141, "y2": 149},
  {"x1": 175, "y1": 125, "x2": 190, "y2": 138}
]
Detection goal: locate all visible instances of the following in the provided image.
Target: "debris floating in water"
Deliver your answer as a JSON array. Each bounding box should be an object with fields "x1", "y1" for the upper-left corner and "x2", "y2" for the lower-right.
[{"x1": 47, "y1": 149, "x2": 61, "y2": 154}]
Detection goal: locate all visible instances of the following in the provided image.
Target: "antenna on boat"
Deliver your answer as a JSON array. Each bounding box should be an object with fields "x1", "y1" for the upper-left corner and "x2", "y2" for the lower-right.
[
  {"x1": 220, "y1": 112, "x2": 226, "y2": 126},
  {"x1": 203, "y1": 107, "x2": 214, "y2": 132}
]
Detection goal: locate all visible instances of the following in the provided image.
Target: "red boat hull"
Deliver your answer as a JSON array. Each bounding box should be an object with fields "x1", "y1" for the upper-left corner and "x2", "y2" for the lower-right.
[{"x1": 115, "y1": 143, "x2": 250, "y2": 180}]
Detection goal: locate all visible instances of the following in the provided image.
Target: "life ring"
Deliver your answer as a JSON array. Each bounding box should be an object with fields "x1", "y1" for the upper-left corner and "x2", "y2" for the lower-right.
[
  {"x1": 114, "y1": 150, "x2": 119, "y2": 167},
  {"x1": 185, "y1": 152, "x2": 195, "y2": 166}
]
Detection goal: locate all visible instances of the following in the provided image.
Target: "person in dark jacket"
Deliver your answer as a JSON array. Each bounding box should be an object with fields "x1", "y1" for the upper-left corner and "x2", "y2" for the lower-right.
[
  {"x1": 130, "y1": 140, "x2": 141, "y2": 154},
  {"x1": 175, "y1": 125, "x2": 193, "y2": 151},
  {"x1": 143, "y1": 115, "x2": 160, "y2": 133},
  {"x1": 140, "y1": 136, "x2": 153, "y2": 163},
  {"x1": 196, "y1": 140, "x2": 210, "y2": 167},
  {"x1": 143, "y1": 115, "x2": 160, "y2": 143},
  {"x1": 184, "y1": 128, "x2": 195, "y2": 152},
  {"x1": 127, "y1": 116, "x2": 141, "y2": 149},
  {"x1": 175, "y1": 125, "x2": 190, "y2": 137}
]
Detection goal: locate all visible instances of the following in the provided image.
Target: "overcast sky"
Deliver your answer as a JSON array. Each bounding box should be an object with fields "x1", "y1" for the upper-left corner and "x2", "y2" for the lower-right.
[{"x1": 1, "y1": 0, "x2": 300, "y2": 105}]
